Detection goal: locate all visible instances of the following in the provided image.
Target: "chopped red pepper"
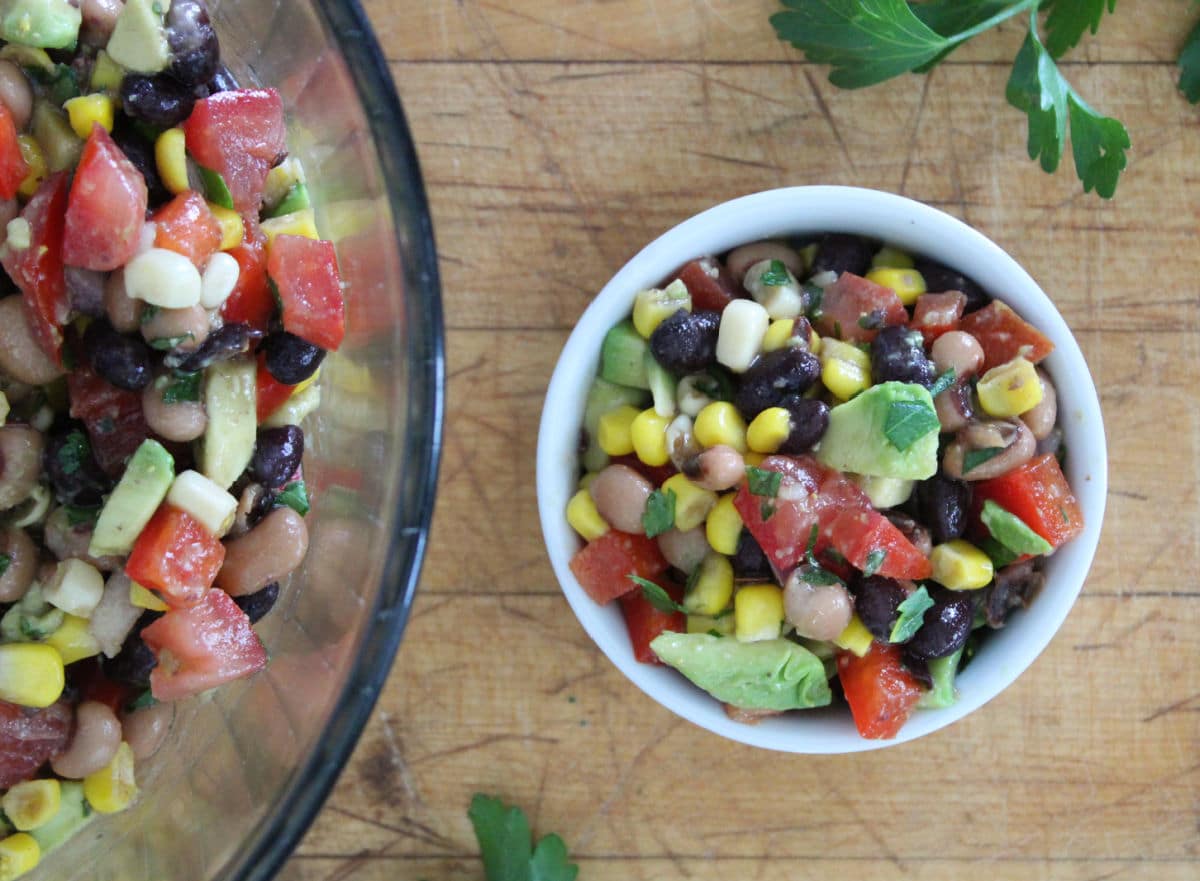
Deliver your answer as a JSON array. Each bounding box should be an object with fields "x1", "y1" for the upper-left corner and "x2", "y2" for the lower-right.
[
  {"x1": 125, "y1": 505, "x2": 226, "y2": 609},
  {"x1": 569, "y1": 530, "x2": 668, "y2": 605},
  {"x1": 0, "y1": 102, "x2": 27, "y2": 200},
  {"x1": 619, "y1": 578, "x2": 684, "y2": 664},
  {"x1": 958, "y1": 300, "x2": 1055, "y2": 370},
  {"x1": 837, "y1": 643, "x2": 922, "y2": 739},
  {"x1": 972, "y1": 454, "x2": 1083, "y2": 549}
]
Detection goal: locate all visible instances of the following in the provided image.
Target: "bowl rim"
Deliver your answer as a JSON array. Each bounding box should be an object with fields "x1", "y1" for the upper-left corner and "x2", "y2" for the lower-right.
[
  {"x1": 228, "y1": 3, "x2": 444, "y2": 878},
  {"x1": 537, "y1": 185, "x2": 1107, "y2": 754}
]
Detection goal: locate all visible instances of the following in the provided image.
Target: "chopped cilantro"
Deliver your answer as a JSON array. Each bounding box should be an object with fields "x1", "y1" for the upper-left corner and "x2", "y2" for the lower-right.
[
  {"x1": 149, "y1": 334, "x2": 195, "y2": 351},
  {"x1": 139, "y1": 304, "x2": 161, "y2": 325},
  {"x1": 746, "y1": 466, "x2": 782, "y2": 497},
  {"x1": 628, "y1": 576, "x2": 689, "y2": 614},
  {"x1": 162, "y1": 370, "x2": 202, "y2": 404},
  {"x1": 759, "y1": 499, "x2": 776, "y2": 521},
  {"x1": 468, "y1": 794, "x2": 578, "y2": 881},
  {"x1": 759, "y1": 259, "x2": 792, "y2": 287},
  {"x1": 963, "y1": 446, "x2": 1005, "y2": 474},
  {"x1": 889, "y1": 586, "x2": 934, "y2": 644},
  {"x1": 929, "y1": 367, "x2": 956, "y2": 397},
  {"x1": 883, "y1": 399, "x2": 940, "y2": 451},
  {"x1": 64, "y1": 505, "x2": 101, "y2": 527},
  {"x1": 276, "y1": 480, "x2": 311, "y2": 517},
  {"x1": 198, "y1": 166, "x2": 235, "y2": 210},
  {"x1": 863, "y1": 548, "x2": 887, "y2": 577},
  {"x1": 56, "y1": 430, "x2": 90, "y2": 476}
]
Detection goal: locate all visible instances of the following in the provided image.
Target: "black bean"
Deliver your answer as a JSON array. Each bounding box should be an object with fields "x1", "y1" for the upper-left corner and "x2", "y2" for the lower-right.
[
  {"x1": 901, "y1": 653, "x2": 933, "y2": 689},
  {"x1": 731, "y1": 530, "x2": 772, "y2": 581},
  {"x1": 905, "y1": 585, "x2": 974, "y2": 660},
  {"x1": 979, "y1": 559, "x2": 1044, "y2": 628},
  {"x1": 264, "y1": 332, "x2": 326, "y2": 385},
  {"x1": 648, "y1": 310, "x2": 720, "y2": 375},
  {"x1": 84, "y1": 320, "x2": 153, "y2": 391},
  {"x1": 120, "y1": 73, "x2": 197, "y2": 129},
  {"x1": 110, "y1": 118, "x2": 170, "y2": 208},
  {"x1": 810, "y1": 234, "x2": 873, "y2": 278},
  {"x1": 166, "y1": 0, "x2": 220, "y2": 87},
  {"x1": 870, "y1": 325, "x2": 936, "y2": 388},
  {"x1": 733, "y1": 347, "x2": 821, "y2": 418},
  {"x1": 850, "y1": 575, "x2": 908, "y2": 642},
  {"x1": 778, "y1": 396, "x2": 829, "y2": 454},
  {"x1": 43, "y1": 425, "x2": 112, "y2": 507},
  {"x1": 102, "y1": 611, "x2": 162, "y2": 688},
  {"x1": 206, "y1": 64, "x2": 239, "y2": 94},
  {"x1": 915, "y1": 475, "x2": 971, "y2": 543},
  {"x1": 913, "y1": 257, "x2": 991, "y2": 314},
  {"x1": 167, "y1": 323, "x2": 261, "y2": 371},
  {"x1": 251, "y1": 425, "x2": 304, "y2": 488},
  {"x1": 233, "y1": 582, "x2": 279, "y2": 624}
]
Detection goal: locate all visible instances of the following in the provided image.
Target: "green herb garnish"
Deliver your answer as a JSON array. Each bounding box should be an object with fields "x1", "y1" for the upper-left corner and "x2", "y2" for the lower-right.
[
  {"x1": 162, "y1": 370, "x2": 202, "y2": 404},
  {"x1": 889, "y1": 585, "x2": 935, "y2": 644},
  {"x1": 64, "y1": 505, "x2": 100, "y2": 527},
  {"x1": 963, "y1": 446, "x2": 1006, "y2": 474},
  {"x1": 198, "y1": 166, "x2": 235, "y2": 210},
  {"x1": 746, "y1": 465, "x2": 782, "y2": 497},
  {"x1": 759, "y1": 259, "x2": 792, "y2": 287},
  {"x1": 56, "y1": 430, "x2": 90, "y2": 476},
  {"x1": 929, "y1": 368, "x2": 956, "y2": 397},
  {"x1": 883, "y1": 399, "x2": 940, "y2": 452},
  {"x1": 641, "y1": 488, "x2": 675, "y2": 538},
  {"x1": 276, "y1": 480, "x2": 311, "y2": 517},
  {"x1": 149, "y1": 334, "x2": 194, "y2": 351},
  {"x1": 468, "y1": 794, "x2": 578, "y2": 881},
  {"x1": 863, "y1": 548, "x2": 887, "y2": 578},
  {"x1": 628, "y1": 576, "x2": 689, "y2": 614},
  {"x1": 0, "y1": 553, "x2": 9, "y2": 577}
]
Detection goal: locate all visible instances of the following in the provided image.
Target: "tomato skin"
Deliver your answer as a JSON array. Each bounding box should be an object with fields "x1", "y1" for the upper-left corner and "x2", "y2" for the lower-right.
[
  {"x1": 619, "y1": 579, "x2": 684, "y2": 664},
  {"x1": 837, "y1": 643, "x2": 922, "y2": 739},
  {"x1": 0, "y1": 700, "x2": 71, "y2": 788},
  {"x1": 972, "y1": 454, "x2": 1084, "y2": 548},
  {"x1": 672, "y1": 257, "x2": 740, "y2": 312},
  {"x1": 569, "y1": 530, "x2": 668, "y2": 605},
  {"x1": 957, "y1": 300, "x2": 1054, "y2": 370},
  {"x1": 0, "y1": 102, "x2": 27, "y2": 200},
  {"x1": 2, "y1": 173, "x2": 69, "y2": 362},
  {"x1": 153, "y1": 192, "x2": 222, "y2": 267},
  {"x1": 220, "y1": 216, "x2": 274, "y2": 331},
  {"x1": 255, "y1": 352, "x2": 295, "y2": 421},
  {"x1": 183, "y1": 88, "x2": 286, "y2": 213},
  {"x1": 143, "y1": 588, "x2": 268, "y2": 702},
  {"x1": 911, "y1": 291, "x2": 966, "y2": 346},
  {"x1": 827, "y1": 507, "x2": 933, "y2": 580},
  {"x1": 67, "y1": 364, "x2": 149, "y2": 476},
  {"x1": 62, "y1": 125, "x2": 148, "y2": 271},
  {"x1": 814, "y1": 273, "x2": 907, "y2": 342},
  {"x1": 267, "y1": 235, "x2": 345, "y2": 351},
  {"x1": 125, "y1": 505, "x2": 226, "y2": 609}
]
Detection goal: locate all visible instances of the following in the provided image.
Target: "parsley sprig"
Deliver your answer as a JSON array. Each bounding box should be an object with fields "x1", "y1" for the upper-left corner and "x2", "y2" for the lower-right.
[{"x1": 468, "y1": 794, "x2": 578, "y2": 881}]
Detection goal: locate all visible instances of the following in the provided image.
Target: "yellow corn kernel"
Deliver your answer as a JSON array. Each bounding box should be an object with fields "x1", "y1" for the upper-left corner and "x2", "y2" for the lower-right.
[
  {"x1": 798, "y1": 242, "x2": 818, "y2": 272},
  {"x1": 684, "y1": 552, "x2": 734, "y2": 616},
  {"x1": 63, "y1": 94, "x2": 114, "y2": 140},
  {"x1": 819, "y1": 338, "x2": 871, "y2": 400},
  {"x1": 207, "y1": 202, "x2": 245, "y2": 251},
  {"x1": 153, "y1": 128, "x2": 189, "y2": 195},
  {"x1": 0, "y1": 833, "x2": 38, "y2": 881},
  {"x1": 833, "y1": 614, "x2": 874, "y2": 658},
  {"x1": 630, "y1": 408, "x2": 670, "y2": 467},
  {"x1": 578, "y1": 472, "x2": 597, "y2": 491},
  {"x1": 693, "y1": 401, "x2": 747, "y2": 453},
  {"x1": 2, "y1": 781, "x2": 59, "y2": 832},
  {"x1": 930, "y1": 539, "x2": 994, "y2": 591},
  {"x1": 734, "y1": 584, "x2": 784, "y2": 642},
  {"x1": 746, "y1": 407, "x2": 792, "y2": 454},
  {"x1": 566, "y1": 489, "x2": 609, "y2": 541},
  {"x1": 632, "y1": 279, "x2": 690, "y2": 338},
  {"x1": 761, "y1": 319, "x2": 796, "y2": 353},
  {"x1": 865, "y1": 267, "x2": 927, "y2": 306},
  {"x1": 687, "y1": 613, "x2": 735, "y2": 636},
  {"x1": 705, "y1": 493, "x2": 743, "y2": 555},
  {"x1": 129, "y1": 581, "x2": 168, "y2": 612},
  {"x1": 744, "y1": 451, "x2": 766, "y2": 467},
  {"x1": 661, "y1": 473, "x2": 718, "y2": 532},
  {"x1": 83, "y1": 742, "x2": 137, "y2": 815},
  {"x1": 45, "y1": 615, "x2": 101, "y2": 666},
  {"x1": 262, "y1": 208, "x2": 319, "y2": 249},
  {"x1": 871, "y1": 246, "x2": 915, "y2": 269},
  {"x1": 977, "y1": 356, "x2": 1043, "y2": 418},
  {"x1": 89, "y1": 51, "x2": 124, "y2": 93},
  {"x1": 16, "y1": 136, "x2": 45, "y2": 199},
  {"x1": 597, "y1": 404, "x2": 639, "y2": 457},
  {"x1": 0, "y1": 644, "x2": 63, "y2": 708},
  {"x1": 809, "y1": 328, "x2": 821, "y2": 354}
]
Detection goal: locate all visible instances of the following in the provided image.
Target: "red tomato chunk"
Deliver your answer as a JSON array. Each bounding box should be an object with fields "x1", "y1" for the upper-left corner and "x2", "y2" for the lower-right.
[
  {"x1": 153, "y1": 192, "x2": 222, "y2": 268},
  {"x1": 67, "y1": 365, "x2": 149, "y2": 476},
  {"x1": 0, "y1": 102, "x2": 27, "y2": 200},
  {"x1": 911, "y1": 290, "x2": 966, "y2": 346},
  {"x1": 671, "y1": 257, "x2": 740, "y2": 312},
  {"x1": 569, "y1": 530, "x2": 667, "y2": 605},
  {"x1": 619, "y1": 579, "x2": 684, "y2": 664},
  {"x1": 125, "y1": 505, "x2": 226, "y2": 609},
  {"x1": 958, "y1": 300, "x2": 1054, "y2": 370},
  {"x1": 813, "y1": 273, "x2": 907, "y2": 342},
  {"x1": 0, "y1": 700, "x2": 70, "y2": 788},
  {"x1": 184, "y1": 88, "x2": 286, "y2": 213},
  {"x1": 221, "y1": 218, "x2": 273, "y2": 332},
  {"x1": 838, "y1": 644, "x2": 922, "y2": 739},
  {"x1": 972, "y1": 453, "x2": 1083, "y2": 549},
  {"x1": 268, "y1": 235, "x2": 346, "y2": 351},
  {"x1": 63, "y1": 125, "x2": 148, "y2": 272},
  {"x1": 2, "y1": 173, "x2": 69, "y2": 362}
]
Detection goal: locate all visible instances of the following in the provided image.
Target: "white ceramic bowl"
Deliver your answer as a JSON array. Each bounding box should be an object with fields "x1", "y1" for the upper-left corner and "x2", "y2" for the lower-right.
[{"x1": 536, "y1": 186, "x2": 1106, "y2": 753}]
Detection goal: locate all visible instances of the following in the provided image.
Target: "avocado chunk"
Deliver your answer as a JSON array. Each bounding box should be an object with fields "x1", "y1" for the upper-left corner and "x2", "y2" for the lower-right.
[
  {"x1": 581, "y1": 376, "x2": 649, "y2": 473},
  {"x1": 650, "y1": 632, "x2": 832, "y2": 712},
  {"x1": 599, "y1": 320, "x2": 650, "y2": 390},
  {"x1": 917, "y1": 647, "x2": 963, "y2": 709},
  {"x1": 89, "y1": 439, "x2": 176, "y2": 557},
  {"x1": 980, "y1": 499, "x2": 1052, "y2": 556},
  {"x1": 200, "y1": 357, "x2": 258, "y2": 490},
  {"x1": 644, "y1": 350, "x2": 676, "y2": 418},
  {"x1": 105, "y1": 0, "x2": 170, "y2": 73},
  {"x1": 30, "y1": 781, "x2": 92, "y2": 854},
  {"x1": 0, "y1": 0, "x2": 81, "y2": 49},
  {"x1": 816, "y1": 381, "x2": 939, "y2": 480}
]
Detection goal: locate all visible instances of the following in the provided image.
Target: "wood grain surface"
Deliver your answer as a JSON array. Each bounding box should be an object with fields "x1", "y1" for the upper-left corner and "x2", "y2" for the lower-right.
[{"x1": 285, "y1": 2, "x2": 1197, "y2": 879}]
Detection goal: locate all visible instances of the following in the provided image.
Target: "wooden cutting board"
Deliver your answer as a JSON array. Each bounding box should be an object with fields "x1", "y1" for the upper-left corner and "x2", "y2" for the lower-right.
[{"x1": 285, "y1": 2, "x2": 1198, "y2": 878}]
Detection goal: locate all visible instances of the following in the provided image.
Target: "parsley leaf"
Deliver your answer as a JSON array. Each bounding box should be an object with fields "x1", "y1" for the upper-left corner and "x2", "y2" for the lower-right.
[
  {"x1": 889, "y1": 586, "x2": 934, "y2": 643},
  {"x1": 162, "y1": 371, "x2": 202, "y2": 404},
  {"x1": 883, "y1": 400, "x2": 940, "y2": 451},
  {"x1": 0, "y1": 553, "x2": 9, "y2": 578},
  {"x1": 929, "y1": 367, "x2": 956, "y2": 397},
  {"x1": 56, "y1": 430, "x2": 90, "y2": 476},
  {"x1": 1179, "y1": 18, "x2": 1200, "y2": 102},
  {"x1": 198, "y1": 166, "x2": 235, "y2": 210},
  {"x1": 746, "y1": 466, "x2": 782, "y2": 498},
  {"x1": 1042, "y1": 0, "x2": 1117, "y2": 59},
  {"x1": 276, "y1": 480, "x2": 311, "y2": 517},
  {"x1": 863, "y1": 548, "x2": 887, "y2": 577},
  {"x1": 628, "y1": 575, "x2": 688, "y2": 614},
  {"x1": 963, "y1": 446, "x2": 1005, "y2": 475},
  {"x1": 760, "y1": 499, "x2": 777, "y2": 521},
  {"x1": 642, "y1": 488, "x2": 675, "y2": 538},
  {"x1": 800, "y1": 524, "x2": 844, "y2": 586},
  {"x1": 468, "y1": 794, "x2": 578, "y2": 881},
  {"x1": 803, "y1": 282, "x2": 824, "y2": 318},
  {"x1": 759, "y1": 259, "x2": 792, "y2": 287},
  {"x1": 148, "y1": 333, "x2": 194, "y2": 351},
  {"x1": 1066, "y1": 91, "x2": 1130, "y2": 199},
  {"x1": 63, "y1": 505, "x2": 101, "y2": 527}
]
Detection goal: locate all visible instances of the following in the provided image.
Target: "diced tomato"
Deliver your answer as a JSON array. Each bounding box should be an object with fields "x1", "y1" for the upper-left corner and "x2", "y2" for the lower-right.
[
  {"x1": 0, "y1": 700, "x2": 71, "y2": 788},
  {"x1": 267, "y1": 235, "x2": 345, "y2": 351},
  {"x1": 813, "y1": 273, "x2": 907, "y2": 342},
  {"x1": 837, "y1": 644, "x2": 922, "y2": 739},
  {"x1": 67, "y1": 365, "x2": 149, "y2": 476},
  {"x1": 610, "y1": 454, "x2": 677, "y2": 487},
  {"x1": 957, "y1": 300, "x2": 1054, "y2": 370},
  {"x1": 183, "y1": 88, "x2": 286, "y2": 213},
  {"x1": 671, "y1": 257, "x2": 741, "y2": 312},
  {"x1": 142, "y1": 588, "x2": 268, "y2": 702},
  {"x1": 911, "y1": 291, "x2": 966, "y2": 346},
  {"x1": 220, "y1": 217, "x2": 274, "y2": 332},
  {"x1": 255, "y1": 352, "x2": 295, "y2": 422},
  {"x1": 152, "y1": 191, "x2": 222, "y2": 268},
  {"x1": 827, "y1": 507, "x2": 932, "y2": 580},
  {"x1": 2, "y1": 173, "x2": 69, "y2": 362},
  {"x1": 569, "y1": 530, "x2": 668, "y2": 605},
  {"x1": 62, "y1": 125, "x2": 147, "y2": 271},
  {"x1": 619, "y1": 578, "x2": 684, "y2": 664},
  {"x1": 125, "y1": 505, "x2": 226, "y2": 609},
  {"x1": 972, "y1": 454, "x2": 1084, "y2": 548},
  {"x1": 0, "y1": 103, "x2": 26, "y2": 200}
]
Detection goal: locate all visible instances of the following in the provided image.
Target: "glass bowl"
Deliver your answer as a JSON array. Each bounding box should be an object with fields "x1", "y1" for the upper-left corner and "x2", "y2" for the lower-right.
[{"x1": 42, "y1": 1, "x2": 443, "y2": 878}]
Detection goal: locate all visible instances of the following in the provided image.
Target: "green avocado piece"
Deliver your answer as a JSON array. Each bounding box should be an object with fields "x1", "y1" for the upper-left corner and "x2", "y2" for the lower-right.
[
  {"x1": 199, "y1": 357, "x2": 258, "y2": 490},
  {"x1": 105, "y1": 0, "x2": 170, "y2": 73},
  {"x1": 816, "y1": 381, "x2": 939, "y2": 480},
  {"x1": 917, "y1": 647, "x2": 963, "y2": 709},
  {"x1": 0, "y1": 0, "x2": 81, "y2": 49},
  {"x1": 599, "y1": 320, "x2": 650, "y2": 390},
  {"x1": 90, "y1": 439, "x2": 176, "y2": 557},
  {"x1": 580, "y1": 376, "x2": 649, "y2": 473},
  {"x1": 30, "y1": 781, "x2": 93, "y2": 853},
  {"x1": 980, "y1": 499, "x2": 1053, "y2": 556},
  {"x1": 649, "y1": 633, "x2": 832, "y2": 712}
]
